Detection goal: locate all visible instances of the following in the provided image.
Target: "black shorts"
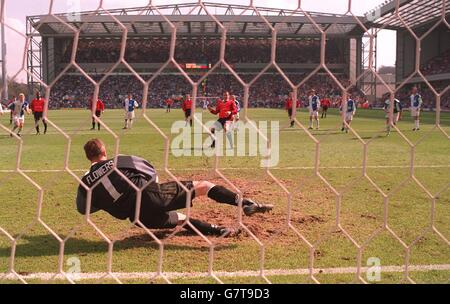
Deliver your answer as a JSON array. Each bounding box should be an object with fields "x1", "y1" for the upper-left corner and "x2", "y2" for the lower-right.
[
  {"x1": 137, "y1": 181, "x2": 195, "y2": 229},
  {"x1": 33, "y1": 112, "x2": 43, "y2": 121},
  {"x1": 287, "y1": 109, "x2": 292, "y2": 117},
  {"x1": 322, "y1": 106, "x2": 329, "y2": 111},
  {"x1": 185, "y1": 109, "x2": 191, "y2": 118},
  {"x1": 95, "y1": 110, "x2": 102, "y2": 117}
]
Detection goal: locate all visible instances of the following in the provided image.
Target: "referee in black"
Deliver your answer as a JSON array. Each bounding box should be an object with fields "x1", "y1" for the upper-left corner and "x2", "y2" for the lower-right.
[{"x1": 76, "y1": 139, "x2": 274, "y2": 237}]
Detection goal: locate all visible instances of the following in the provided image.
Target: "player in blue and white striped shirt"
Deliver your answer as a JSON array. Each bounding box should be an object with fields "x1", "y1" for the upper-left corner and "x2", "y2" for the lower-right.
[
  {"x1": 231, "y1": 95, "x2": 241, "y2": 131},
  {"x1": 384, "y1": 94, "x2": 403, "y2": 135},
  {"x1": 10, "y1": 93, "x2": 31, "y2": 137},
  {"x1": 308, "y1": 89, "x2": 321, "y2": 130},
  {"x1": 340, "y1": 95, "x2": 357, "y2": 133},
  {"x1": 410, "y1": 86, "x2": 423, "y2": 131},
  {"x1": 123, "y1": 93, "x2": 139, "y2": 130}
]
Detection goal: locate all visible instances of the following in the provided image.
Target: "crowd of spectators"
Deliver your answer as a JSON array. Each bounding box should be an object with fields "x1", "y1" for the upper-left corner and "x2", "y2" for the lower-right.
[
  {"x1": 59, "y1": 38, "x2": 344, "y2": 64},
  {"x1": 51, "y1": 72, "x2": 450, "y2": 111},
  {"x1": 52, "y1": 37, "x2": 450, "y2": 112},
  {"x1": 52, "y1": 37, "x2": 350, "y2": 109},
  {"x1": 50, "y1": 75, "x2": 143, "y2": 109},
  {"x1": 395, "y1": 80, "x2": 450, "y2": 110},
  {"x1": 52, "y1": 73, "x2": 450, "y2": 111},
  {"x1": 49, "y1": 73, "x2": 358, "y2": 110}
]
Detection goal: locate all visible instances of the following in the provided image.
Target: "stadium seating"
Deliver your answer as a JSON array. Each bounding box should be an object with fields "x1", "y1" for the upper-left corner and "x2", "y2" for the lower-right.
[
  {"x1": 49, "y1": 73, "x2": 360, "y2": 109},
  {"x1": 395, "y1": 80, "x2": 450, "y2": 110},
  {"x1": 421, "y1": 50, "x2": 450, "y2": 76}
]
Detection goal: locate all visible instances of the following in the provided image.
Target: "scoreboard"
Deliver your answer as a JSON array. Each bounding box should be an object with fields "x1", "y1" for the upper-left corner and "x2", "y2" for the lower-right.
[{"x1": 183, "y1": 63, "x2": 212, "y2": 70}]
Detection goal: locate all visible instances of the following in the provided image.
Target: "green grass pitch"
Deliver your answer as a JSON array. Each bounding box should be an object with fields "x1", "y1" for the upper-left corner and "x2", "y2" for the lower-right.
[{"x1": 0, "y1": 108, "x2": 449, "y2": 284}]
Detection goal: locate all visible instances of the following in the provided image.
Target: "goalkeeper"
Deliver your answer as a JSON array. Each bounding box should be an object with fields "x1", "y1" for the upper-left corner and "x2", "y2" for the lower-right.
[{"x1": 76, "y1": 139, "x2": 273, "y2": 237}]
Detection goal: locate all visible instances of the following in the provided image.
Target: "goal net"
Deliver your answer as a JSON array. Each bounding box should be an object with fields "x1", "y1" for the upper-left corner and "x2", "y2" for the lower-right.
[{"x1": 0, "y1": 0, "x2": 448, "y2": 284}]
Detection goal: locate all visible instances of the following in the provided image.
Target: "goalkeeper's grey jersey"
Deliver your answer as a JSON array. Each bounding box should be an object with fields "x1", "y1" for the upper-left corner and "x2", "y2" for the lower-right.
[{"x1": 76, "y1": 155, "x2": 157, "y2": 220}]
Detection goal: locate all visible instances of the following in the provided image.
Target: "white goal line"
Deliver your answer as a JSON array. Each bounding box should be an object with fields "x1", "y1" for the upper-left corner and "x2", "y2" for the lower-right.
[
  {"x1": 0, "y1": 164, "x2": 449, "y2": 174},
  {"x1": 2, "y1": 264, "x2": 449, "y2": 282}
]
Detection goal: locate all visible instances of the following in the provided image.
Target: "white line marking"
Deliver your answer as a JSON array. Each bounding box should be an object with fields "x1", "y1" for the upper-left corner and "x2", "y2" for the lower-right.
[
  {"x1": 1, "y1": 264, "x2": 449, "y2": 281},
  {"x1": 1, "y1": 165, "x2": 449, "y2": 174}
]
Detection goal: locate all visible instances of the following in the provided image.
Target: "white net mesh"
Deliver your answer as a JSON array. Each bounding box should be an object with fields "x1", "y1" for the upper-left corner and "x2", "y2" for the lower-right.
[{"x1": 0, "y1": 0, "x2": 448, "y2": 284}]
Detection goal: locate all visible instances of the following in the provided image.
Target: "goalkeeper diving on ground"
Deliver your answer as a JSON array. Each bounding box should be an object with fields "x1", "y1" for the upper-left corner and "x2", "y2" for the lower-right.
[{"x1": 76, "y1": 139, "x2": 274, "y2": 237}]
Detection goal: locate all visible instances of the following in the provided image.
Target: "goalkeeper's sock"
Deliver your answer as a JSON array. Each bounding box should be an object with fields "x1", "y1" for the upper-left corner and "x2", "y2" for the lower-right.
[
  {"x1": 210, "y1": 129, "x2": 216, "y2": 148},
  {"x1": 207, "y1": 185, "x2": 253, "y2": 207},
  {"x1": 186, "y1": 218, "x2": 222, "y2": 236}
]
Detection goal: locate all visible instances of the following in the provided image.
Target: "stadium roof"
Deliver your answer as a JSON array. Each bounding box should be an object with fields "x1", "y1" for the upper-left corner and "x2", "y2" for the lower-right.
[
  {"x1": 364, "y1": 0, "x2": 449, "y2": 30},
  {"x1": 29, "y1": 1, "x2": 448, "y2": 38},
  {"x1": 27, "y1": 2, "x2": 366, "y2": 38}
]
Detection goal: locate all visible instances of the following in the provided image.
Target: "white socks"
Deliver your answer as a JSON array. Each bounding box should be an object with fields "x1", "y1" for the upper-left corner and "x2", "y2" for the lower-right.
[{"x1": 226, "y1": 132, "x2": 233, "y2": 149}]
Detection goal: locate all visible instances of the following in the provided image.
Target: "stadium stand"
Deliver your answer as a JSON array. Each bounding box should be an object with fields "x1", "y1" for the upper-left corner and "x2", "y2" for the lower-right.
[
  {"x1": 421, "y1": 50, "x2": 450, "y2": 76},
  {"x1": 49, "y1": 73, "x2": 361, "y2": 109}
]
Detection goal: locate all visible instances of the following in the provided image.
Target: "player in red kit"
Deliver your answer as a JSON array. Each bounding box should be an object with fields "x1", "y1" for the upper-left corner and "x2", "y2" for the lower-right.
[
  {"x1": 30, "y1": 91, "x2": 48, "y2": 135},
  {"x1": 208, "y1": 91, "x2": 238, "y2": 149},
  {"x1": 7, "y1": 96, "x2": 16, "y2": 125},
  {"x1": 165, "y1": 97, "x2": 173, "y2": 113},
  {"x1": 285, "y1": 92, "x2": 299, "y2": 128},
  {"x1": 182, "y1": 94, "x2": 193, "y2": 127},
  {"x1": 90, "y1": 97, "x2": 105, "y2": 131},
  {"x1": 321, "y1": 96, "x2": 331, "y2": 119}
]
